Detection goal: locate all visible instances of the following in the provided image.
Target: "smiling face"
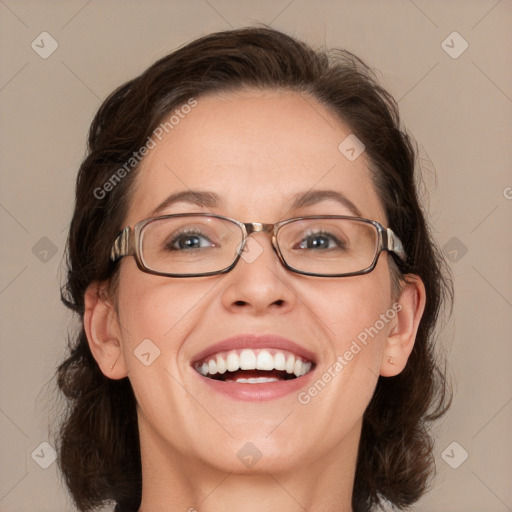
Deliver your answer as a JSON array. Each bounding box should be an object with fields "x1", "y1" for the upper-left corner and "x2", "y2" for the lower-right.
[{"x1": 86, "y1": 89, "x2": 422, "y2": 480}]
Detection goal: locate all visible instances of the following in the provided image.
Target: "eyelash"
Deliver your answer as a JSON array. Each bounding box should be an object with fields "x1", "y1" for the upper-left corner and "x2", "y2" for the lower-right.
[
  {"x1": 165, "y1": 228, "x2": 214, "y2": 250},
  {"x1": 298, "y1": 230, "x2": 347, "y2": 249}
]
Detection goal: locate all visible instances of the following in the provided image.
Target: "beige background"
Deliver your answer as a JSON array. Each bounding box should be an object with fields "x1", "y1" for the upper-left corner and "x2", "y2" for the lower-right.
[{"x1": 1, "y1": 1, "x2": 511, "y2": 511}]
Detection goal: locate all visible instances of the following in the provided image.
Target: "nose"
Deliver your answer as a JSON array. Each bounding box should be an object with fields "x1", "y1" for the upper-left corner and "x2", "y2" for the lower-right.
[{"x1": 220, "y1": 232, "x2": 297, "y2": 315}]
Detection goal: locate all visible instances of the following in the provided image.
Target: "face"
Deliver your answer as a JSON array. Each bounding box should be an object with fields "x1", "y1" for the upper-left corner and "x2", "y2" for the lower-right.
[{"x1": 107, "y1": 90, "x2": 403, "y2": 474}]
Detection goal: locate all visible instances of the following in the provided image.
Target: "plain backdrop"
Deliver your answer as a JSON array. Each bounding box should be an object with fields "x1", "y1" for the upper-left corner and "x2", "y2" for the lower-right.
[{"x1": 0, "y1": 1, "x2": 511, "y2": 511}]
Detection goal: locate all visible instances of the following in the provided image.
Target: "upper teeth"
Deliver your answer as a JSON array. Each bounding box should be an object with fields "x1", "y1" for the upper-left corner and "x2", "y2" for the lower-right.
[{"x1": 195, "y1": 349, "x2": 312, "y2": 378}]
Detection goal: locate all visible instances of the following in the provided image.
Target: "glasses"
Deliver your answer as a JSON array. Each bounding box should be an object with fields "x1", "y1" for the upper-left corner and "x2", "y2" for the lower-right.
[{"x1": 110, "y1": 213, "x2": 406, "y2": 278}]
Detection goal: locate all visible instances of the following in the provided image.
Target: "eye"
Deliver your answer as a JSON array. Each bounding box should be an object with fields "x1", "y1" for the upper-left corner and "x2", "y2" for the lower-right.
[
  {"x1": 296, "y1": 230, "x2": 347, "y2": 250},
  {"x1": 166, "y1": 229, "x2": 216, "y2": 250}
]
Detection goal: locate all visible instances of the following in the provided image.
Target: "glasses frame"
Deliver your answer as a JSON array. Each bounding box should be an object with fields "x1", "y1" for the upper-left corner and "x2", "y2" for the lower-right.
[{"x1": 110, "y1": 213, "x2": 406, "y2": 278}]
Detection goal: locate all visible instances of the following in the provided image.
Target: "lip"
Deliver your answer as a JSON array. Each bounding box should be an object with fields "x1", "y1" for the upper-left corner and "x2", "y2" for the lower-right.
[
  {"x1": 190, "y1": 334, "x2": 318, "y2": 402},
  {"x1": 193, "y1": 368, "x2": 316, "y2": 401},
  {"x1": 190, "y1": 334, "x2": 317, "y2": 366}
]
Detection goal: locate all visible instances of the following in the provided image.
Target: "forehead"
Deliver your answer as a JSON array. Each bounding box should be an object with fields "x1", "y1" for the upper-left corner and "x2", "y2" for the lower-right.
[{"x1": 127, "y1": 89, "x2": 386, "y2": 225}]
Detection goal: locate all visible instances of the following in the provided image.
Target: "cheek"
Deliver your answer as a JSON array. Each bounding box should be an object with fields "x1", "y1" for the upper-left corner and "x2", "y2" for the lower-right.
[
  {"x1": 115, "y1": 267, "x2": 206, "y2": 430},
  {"x1": 311, "y1": 267, "x2": 393, "y2": 339},
  {"x1": 115, "y1": 265, "x2": 203, "y2": 370},
  {"x1": 117, "y1": 262, "x2": 204, "y2": 334},
  {"x1": 294, "y1": 272, "x2": 393, "y2": 435},
  {"x1": 302, "y1": 265, "x2": 394, "y2": 385}
]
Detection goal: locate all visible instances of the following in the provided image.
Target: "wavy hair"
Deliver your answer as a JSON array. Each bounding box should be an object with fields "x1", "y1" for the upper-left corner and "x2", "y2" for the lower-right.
[{"x1": 54, "y1": 25, "x2": 453, "y2": 512}]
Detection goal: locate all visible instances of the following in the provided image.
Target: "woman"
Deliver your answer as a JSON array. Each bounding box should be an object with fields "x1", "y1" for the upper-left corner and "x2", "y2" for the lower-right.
[{"x1": 55, "y1": 26, "x2": 452, "y2": 512}]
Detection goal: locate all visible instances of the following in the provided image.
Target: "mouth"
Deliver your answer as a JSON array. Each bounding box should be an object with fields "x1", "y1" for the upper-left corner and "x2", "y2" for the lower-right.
[
  {"x1": 190, "y1": 334, "x2": 318, "y2": 401},
  {"x1": 193, "y1": 348, "x2": 315, "y2": 383}
]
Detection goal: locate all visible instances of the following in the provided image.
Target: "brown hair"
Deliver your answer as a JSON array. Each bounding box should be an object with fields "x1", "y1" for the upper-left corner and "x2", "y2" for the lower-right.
[{"x1": 54, "y1": 25, "x2": 452, "y2": 512}]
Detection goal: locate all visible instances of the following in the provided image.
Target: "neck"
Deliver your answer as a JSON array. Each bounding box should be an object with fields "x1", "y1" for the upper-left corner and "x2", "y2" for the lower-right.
[{"x1": 136, "y1": 418, "x2": 360, "y2": 512}]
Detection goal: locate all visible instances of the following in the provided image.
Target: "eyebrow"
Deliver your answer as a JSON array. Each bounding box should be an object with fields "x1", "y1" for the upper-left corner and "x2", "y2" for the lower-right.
[
  {"x1": 288, "y1": 189, "x2": 362, "y2": 217},
  {"x1": 151, "y1": 190, "x2": 223, "y2": 216},
  {"x1": 151, "y1": 189, "x2": 362, "y2": 217}
]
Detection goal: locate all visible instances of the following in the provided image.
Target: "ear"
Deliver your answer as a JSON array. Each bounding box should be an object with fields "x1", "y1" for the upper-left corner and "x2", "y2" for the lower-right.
[
  {"x1": 84, "y1": 282, "x2": 128, "y2": 379},
  {"x1": 380, "y1": 274, "x2": 426, "y2": 377}
]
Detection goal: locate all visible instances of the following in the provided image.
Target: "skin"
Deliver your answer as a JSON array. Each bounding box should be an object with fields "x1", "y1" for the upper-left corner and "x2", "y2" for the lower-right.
[{"x1": 84, "y1": 89, "x2": 426, "y2": 512}]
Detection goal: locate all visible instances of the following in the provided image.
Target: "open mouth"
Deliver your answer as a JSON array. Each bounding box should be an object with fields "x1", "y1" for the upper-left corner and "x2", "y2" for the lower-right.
[{"x1": 193, "y1": 348, "x2": 315, "y2": 383}]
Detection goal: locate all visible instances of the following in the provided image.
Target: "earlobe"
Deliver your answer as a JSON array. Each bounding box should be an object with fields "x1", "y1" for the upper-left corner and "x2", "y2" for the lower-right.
[
  {"x1": 84, "y1": 282, "x2": 128, "y2": 379},
  {"x1": 380, "y1": 274, "x2": 426, "y2": 377}
]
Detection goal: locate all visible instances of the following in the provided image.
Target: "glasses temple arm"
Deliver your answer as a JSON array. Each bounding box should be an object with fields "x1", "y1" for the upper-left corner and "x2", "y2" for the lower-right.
[
  {"x1": 386, "y1": 228, "x2": 406, "y2": 261},
  {"x1": 110, "y1": 227, "x2": 132, "y2": 261}
]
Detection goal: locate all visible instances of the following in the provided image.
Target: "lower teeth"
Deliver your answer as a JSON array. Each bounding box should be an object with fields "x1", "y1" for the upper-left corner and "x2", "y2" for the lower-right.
[{"x1": 225, "y1": 377, "x2": 280, "y2": 384}]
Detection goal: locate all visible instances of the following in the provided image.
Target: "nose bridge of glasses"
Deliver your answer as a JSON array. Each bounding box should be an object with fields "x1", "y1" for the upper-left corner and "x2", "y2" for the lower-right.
[
  {"x1": 244, "y1": 222, "x2": 275, "y2": 236},
  {"x1": 239, "y1": 222, "x2": 280, "y2": 261}
]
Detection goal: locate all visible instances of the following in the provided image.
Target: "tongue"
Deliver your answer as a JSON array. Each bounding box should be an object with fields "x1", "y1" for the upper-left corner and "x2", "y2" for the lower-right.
[{"x1": 223, "y1": 369, "x2": 290, "y2": 381}]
